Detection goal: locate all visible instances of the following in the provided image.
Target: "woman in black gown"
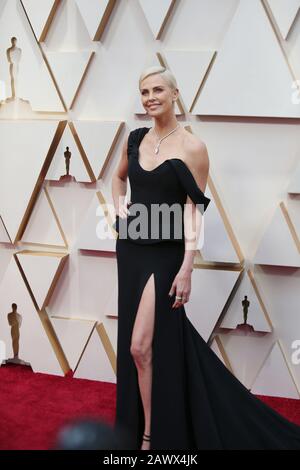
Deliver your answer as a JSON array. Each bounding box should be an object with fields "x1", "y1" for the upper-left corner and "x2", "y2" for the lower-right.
[{"x1": 112, "y1": 65, "x2": 300, "y2": 450}]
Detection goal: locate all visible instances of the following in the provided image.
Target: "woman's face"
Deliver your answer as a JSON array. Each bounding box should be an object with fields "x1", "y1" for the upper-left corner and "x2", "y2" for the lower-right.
[{"x1": 140, "y1": 74, "x2": 177, "y2": 115}]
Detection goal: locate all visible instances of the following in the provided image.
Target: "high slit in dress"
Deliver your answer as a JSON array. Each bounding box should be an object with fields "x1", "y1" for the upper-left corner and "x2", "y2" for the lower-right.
[{"x1": 114, "y1": 126, "x2": 300, "y2": 450}]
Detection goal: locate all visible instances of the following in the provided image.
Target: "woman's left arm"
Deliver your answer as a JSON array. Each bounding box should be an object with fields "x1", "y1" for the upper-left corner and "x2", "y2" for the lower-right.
[{"x1": 169, "y1": 140, "x2": 209, "y2": 308}]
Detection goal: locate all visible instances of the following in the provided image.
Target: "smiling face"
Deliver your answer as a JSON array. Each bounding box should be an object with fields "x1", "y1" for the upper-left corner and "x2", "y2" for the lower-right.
[{"x1": 140, "y1": 73, "x2": 178, "y2": 115}]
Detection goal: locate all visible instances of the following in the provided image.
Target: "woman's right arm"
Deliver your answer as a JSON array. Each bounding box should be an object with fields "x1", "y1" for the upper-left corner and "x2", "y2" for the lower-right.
[{"x1": 111, "y1": 133, "x2": 131, "y2": 219}]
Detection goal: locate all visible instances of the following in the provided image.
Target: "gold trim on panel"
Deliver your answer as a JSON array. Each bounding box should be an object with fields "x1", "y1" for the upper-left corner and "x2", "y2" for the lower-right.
[
  {"x1": 180, "y1": 125, "x2": 244, "y2": 265},
  {"x1": 15, "y1": 121, "x2": 67, "y2": 243},
  {"x1": 250, "y1": 340, "x2": 300, "y2": 397},
  {"x1": 193, "y1": 260, "x2": 242, "y2": 271},
  {"x1": 277, "y1": 339, "x2": 300, "y2": 397},
  {"x1": 40, "y1": 0, "x2": 61, "y2": 42},
  {"x1": 211, "y1": 267, "x2": 276, "y2": 338},
  {"x1": 96, "y1": 190, "x2": 118, "y2": 239},
  {"x1": 0, "y1": 215, "x2": 12, "y2": 244},
  {"x1": 14, "y1": 250, "x2": 69, "y2": 310},
  {"x1": 19, "y1": 241, "x2": 67, "y2": 250},
  {"x1": 68, "y1": 121, "x2": 125, "y2": 182},
  {"x1": 19, "y1": 186, "x2": 68, "y2": 250},
  {"x1": 247, "y1": 342, "x2": 266, "y2": 388},
  {"x1": 161, "y1": 51, "x2": 217, "y2": 114},
  {"x1": 156, "y1": 52, "x2": 185, "y2": 115},
  {"x1": 16, "y1": 249, "x2": 66, "y2": 256},
  {"x1": 207, "y1": 268, "x2": 244, "y2": 344},
  {"x1": 280, "y1": 201, "x2": 300, "y2": 253},
  {"x1": 68, "y1": 121, "x2": 96, "y2": 182},
  {"x1": 13, "y1": 253, "x2": 70, "y2": 374},
  {"x1": 73, "y1": 321, "x2": 98, "y2": 372},
  {"x1": 213, "y1": 335, "x2": 234, "y2": 373},
  {"x1": 155, "y1": 0, "x2": 177, "y2": 40},
  {"x1": 69, "y1": 52, "x2": 95, "y2": 110},
  {"x1": 44, "y1": 185, "x2": 68, "y2": 248},
  {"x1": 21, "y1": 0, "x2": 61, "y2": 42},
  {"x1": 51, "y1": 315, "x2": 96, "y2": 323},
  {"x1": 94, "y1": 0, "x2": 117, "y2": 41},
  {"x1": 247, "y1": 269, "x2": 274, "y2": 330},
  {"x1": 249, "y1": 341, "x2": 275, "y2": 391},
  {"x1": 39, "y1": 307, "x2": 71, "y2": 374},
  {"x1": 203, "y1": 172, "x2": 244, "y2": 263},
  {"x1": 264, "y1": 0, "x2": 300, "y2": 42},
  {"x1": 285, "y1": 8, "x2": 300, "y2": 40},
  {"x1": 20, "y1": 1, "x2": 67, "y2": 112},
  {"x1": 42, "y1": 255, "x2": 68, "y2": 309},
  {"x1": 262, "y1": 0, "x2": 300, "y2": 90},
  {"x1": 190, "y1": 52, "x2": 217, "y2": 113},
  {"x1": 97, "y1": 122, "x2": 124, "y2": 180},
  {"x1": 96, "y1": 321, "x2": 116, "y2": 375}
]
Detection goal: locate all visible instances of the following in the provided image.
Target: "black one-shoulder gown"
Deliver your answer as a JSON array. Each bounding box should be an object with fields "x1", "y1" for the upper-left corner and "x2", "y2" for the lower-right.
[{"x1": 114, "y1": 127, "x2": 300, "y2": 450}]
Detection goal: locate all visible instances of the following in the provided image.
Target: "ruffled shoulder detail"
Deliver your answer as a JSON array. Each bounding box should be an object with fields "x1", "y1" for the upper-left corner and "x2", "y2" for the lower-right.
[
  {"x1": 127, "y1": 127, "x2": 150, "y2": 159},
  {"x1": 167, "y1": 158, "x2": 211, "y2": 214},
  {"x1": 126, "y1": 129, "x2": 136, "y2": 159}
]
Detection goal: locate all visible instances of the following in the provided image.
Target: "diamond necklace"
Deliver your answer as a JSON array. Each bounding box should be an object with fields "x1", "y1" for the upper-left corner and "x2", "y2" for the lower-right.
[{"x1": 153, "y1": 123, "x2": 180, "y2": 155}]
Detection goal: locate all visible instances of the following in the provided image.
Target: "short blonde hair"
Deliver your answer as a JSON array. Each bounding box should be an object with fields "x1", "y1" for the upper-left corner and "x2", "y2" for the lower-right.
[{"x1": 139, "y1": 65, "x2": 177, "y2": 90}]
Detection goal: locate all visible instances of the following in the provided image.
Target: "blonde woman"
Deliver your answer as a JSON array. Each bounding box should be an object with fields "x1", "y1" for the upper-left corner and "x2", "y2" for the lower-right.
[{"x1": 112, "y1": 66, "x2": 300, "y2": 450}]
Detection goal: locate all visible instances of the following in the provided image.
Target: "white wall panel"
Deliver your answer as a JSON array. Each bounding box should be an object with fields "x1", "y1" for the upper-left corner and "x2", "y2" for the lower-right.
[{"x1": 0, "y1": 0, "x2": 299, "y2": 396}]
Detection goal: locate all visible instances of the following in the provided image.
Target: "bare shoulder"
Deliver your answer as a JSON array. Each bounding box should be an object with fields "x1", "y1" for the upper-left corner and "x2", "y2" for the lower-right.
[
  {"x1": 182, "y1": 130, "x2": 209, "y2": 170},
  {"x1": 181, "y1": 129, "x2": 209, "y2": 192}
]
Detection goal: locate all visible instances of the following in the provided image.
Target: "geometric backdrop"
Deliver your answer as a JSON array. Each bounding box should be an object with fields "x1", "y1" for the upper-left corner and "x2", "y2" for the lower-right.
[{"x1": 0, "y1": 0, "x2": 300, "y2": 399}]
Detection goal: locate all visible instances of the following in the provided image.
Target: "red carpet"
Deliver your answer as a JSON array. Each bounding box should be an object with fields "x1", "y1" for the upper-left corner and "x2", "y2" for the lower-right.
[
  {"x1": 0, "y1": 365, "x2": 115, "y2": 450},
  {"x1": 1, "y1": 364, "x2": 300, "y2": 450}
]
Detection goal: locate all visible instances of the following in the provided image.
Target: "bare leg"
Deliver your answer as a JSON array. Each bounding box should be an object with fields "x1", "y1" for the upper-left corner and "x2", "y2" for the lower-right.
[{"x1": 130, "y1": 273, "x2": 155, "y2": 450}]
